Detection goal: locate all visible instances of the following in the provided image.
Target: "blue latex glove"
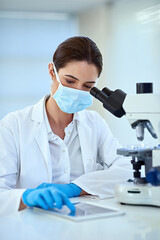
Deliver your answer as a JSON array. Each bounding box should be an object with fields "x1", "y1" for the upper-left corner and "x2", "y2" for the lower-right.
[
  {"x1": 22, "y1": 186, "x2": 75, "y2": 212},
  {"x1": 146, "y1": 167, "x2": 160, "y2": 186},
  {"x1": 36, "y1": 183, "x2": 82, "y2": 198}
]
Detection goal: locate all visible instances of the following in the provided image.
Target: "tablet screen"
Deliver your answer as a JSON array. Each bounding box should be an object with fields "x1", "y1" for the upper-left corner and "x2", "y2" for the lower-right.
[
  {"x1": 35, "y1": 202, "x2": 124, "y2": 221},
  {"x1": 58, "y1": 202, "x2": 117, "y2": 216}
]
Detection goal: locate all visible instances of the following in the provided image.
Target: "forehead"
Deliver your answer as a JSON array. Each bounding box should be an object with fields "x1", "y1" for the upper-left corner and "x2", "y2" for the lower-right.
[{"x1": 58, "y1": 61, "x2": 99, "y2": 81}]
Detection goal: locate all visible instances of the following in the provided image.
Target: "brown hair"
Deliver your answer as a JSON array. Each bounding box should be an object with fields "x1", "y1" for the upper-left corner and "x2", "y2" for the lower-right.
[{"x1": 53, "y1": 36, "x2": 103, "y2": 77}]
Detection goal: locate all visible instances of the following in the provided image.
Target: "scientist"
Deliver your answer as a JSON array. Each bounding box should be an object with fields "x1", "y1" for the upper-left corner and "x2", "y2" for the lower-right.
[{"x1": 0, "y1": 36, "x2": 132, "y2": 215}]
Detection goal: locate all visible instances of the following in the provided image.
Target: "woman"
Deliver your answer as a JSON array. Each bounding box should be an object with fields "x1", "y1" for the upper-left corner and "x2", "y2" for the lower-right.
[{"x1": 0, "y1": 36, "x2": 132, "y2": 215}]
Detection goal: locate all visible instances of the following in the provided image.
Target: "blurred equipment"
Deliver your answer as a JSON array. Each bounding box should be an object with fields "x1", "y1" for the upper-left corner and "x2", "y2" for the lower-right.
[{"x1": 90, "y1": 82, "x2": 160, "y2": 207}]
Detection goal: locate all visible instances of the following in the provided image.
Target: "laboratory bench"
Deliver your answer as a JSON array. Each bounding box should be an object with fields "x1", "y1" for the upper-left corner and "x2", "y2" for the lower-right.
[{"x1": 0, "y1": 196, "x2": 160, "y2": 240}]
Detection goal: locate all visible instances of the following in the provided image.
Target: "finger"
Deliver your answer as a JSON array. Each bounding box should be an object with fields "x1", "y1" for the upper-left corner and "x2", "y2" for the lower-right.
[
  {"x1": 40, "y1": 189, "x2": 55, "y2": 209},
  {"x1": 50, "y1": 189, "x2": 63, "y2": 209},
  {"x1": 60, "y1": 192, "x2": 76, "y2": 212},
  {"x1": 35, "y1": 193, "x2": 49, "y2": 210}
]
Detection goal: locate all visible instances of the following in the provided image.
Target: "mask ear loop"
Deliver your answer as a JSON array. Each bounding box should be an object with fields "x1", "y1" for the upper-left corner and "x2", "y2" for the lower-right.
[
  {"x1": 53, "y1": 62, "x2": 60, "y2": 83},
  {"x1": 50, "y1": 62, "x2": 61, "y2": 96}
]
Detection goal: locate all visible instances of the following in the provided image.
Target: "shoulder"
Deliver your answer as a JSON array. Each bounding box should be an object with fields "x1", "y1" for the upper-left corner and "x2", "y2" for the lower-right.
[
  {"x1": 77, "y1": 109, "x2": 109, "y2": 129},
  {"x1": 0, "y1": 96, "x2": 46, "y2": 130},
  {"x1": 0, "y1": 106, "x2": 32, "y2": 128},
  {"x1": 84, "y1": 110, "x2": 113, "y2": 137},
  {"x1": 83, "y1": 109, "x2": 107, "y2": 124}
]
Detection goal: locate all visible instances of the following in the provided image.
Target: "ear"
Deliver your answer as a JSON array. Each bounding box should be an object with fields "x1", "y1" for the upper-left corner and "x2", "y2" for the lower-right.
[{"x1": 48, "y1": 63, "x2": 55, "y2": 79}]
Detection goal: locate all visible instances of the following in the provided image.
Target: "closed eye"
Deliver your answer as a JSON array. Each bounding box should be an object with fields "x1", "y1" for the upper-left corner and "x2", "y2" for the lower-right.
[
  {"x1": 84, "y1": 85, "x2": 92, "y2": 89},
  {"x1": 65, "y1": 79, "x2": 75, "y2": 84},
  {"x1": 65, "y1": 78, "x2": 95, "y2": 89}
]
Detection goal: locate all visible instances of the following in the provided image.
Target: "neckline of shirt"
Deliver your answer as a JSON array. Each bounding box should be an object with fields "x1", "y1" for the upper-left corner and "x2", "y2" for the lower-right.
[{"x1": 43, "y1": 95, "x2": 82, "y2": 136}]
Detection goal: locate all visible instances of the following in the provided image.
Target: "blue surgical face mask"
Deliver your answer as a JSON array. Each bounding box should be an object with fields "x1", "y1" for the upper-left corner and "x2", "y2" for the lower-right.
[{"x1": 51, "y1": 63, "x2": 93, "y2": 114}]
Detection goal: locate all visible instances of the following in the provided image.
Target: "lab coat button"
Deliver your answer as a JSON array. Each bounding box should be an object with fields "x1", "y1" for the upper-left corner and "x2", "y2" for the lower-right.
[
  {"x1": 62, "y1": 149, "x2": 65, "y2": 152},
  {"x1": 64, "y1": 169, "x2": 68, "y2": 173}
]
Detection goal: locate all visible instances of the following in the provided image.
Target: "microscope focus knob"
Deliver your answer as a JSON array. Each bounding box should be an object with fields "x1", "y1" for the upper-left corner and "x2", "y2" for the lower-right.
[{"x1": 136, "y1": 82, "x2": 153, "y2": 94}]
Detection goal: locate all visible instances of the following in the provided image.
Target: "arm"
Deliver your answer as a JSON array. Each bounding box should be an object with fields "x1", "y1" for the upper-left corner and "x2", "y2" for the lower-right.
[
  {"x1": 80, "y1": 189, "x2": 88, "y2": 196},
  {"x1": 72, "y1": 113, "x2": 133, "y2": 199},
  {"x1": 0, "y1": 117, "x2": 24, "y2": 215},
  {"x1": 0, "y1": 114, "x2": 88, "y2": 215}
]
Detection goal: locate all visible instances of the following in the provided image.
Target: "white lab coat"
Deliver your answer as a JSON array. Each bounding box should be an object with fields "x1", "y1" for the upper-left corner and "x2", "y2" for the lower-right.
[{"x1": 0, "y1": 96, "x2": 132, "y2": 215}]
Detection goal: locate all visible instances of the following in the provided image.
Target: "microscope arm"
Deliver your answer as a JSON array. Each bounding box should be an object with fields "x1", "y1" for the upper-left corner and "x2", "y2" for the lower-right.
[{"x1": 123, "y1": 94, "x2": 160, "y2": 141}]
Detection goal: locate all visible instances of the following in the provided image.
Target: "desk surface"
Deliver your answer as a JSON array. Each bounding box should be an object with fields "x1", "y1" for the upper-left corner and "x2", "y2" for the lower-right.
[{"x1": 0, "y1": 196, "x2": 160, "y2": 240}]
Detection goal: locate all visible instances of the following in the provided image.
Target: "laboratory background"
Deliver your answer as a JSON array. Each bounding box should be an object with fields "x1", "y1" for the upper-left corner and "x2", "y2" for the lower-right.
[{"x1": 0, "y1": 0, "x2": 160, "y2": 146}]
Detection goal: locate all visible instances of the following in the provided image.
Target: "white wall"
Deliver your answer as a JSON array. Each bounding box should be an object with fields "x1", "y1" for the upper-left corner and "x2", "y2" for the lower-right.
[
  {"x1": 78, "y1": 0, "x2": 160, "y2": 146},
  {"x1": 0, "y1": 12, "x2": 77, "y2": 119},
  {"x1": 77, "y1": 4, "x2": 109, "y2": 120}
]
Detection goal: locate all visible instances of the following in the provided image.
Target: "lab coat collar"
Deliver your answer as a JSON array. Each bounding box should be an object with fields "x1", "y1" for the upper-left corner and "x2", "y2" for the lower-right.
[
  {"x1": 73, "y1": 110, "x2": 87, "y2": 122},
  {"x1": 31, "y1": 95, "x2": 49, "y2": 123}
]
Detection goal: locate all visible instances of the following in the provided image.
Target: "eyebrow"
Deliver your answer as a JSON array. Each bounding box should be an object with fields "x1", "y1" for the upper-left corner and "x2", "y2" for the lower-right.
[
  {"x1": 65, "y1": 75, "x2": 79, "y2": 80},
  {"x1": 65, "y1": 75, "x2": 96, "y2": 83}
]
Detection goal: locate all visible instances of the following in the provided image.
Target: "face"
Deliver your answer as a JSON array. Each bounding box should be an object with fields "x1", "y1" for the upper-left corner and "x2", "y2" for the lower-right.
[{"x1": 50, "y1": 61, "x2": 99, "y2": 94}]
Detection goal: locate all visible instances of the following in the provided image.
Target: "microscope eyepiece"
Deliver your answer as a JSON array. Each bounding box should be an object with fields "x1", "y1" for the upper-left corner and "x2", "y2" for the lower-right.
[
  {"x1": 90, "y1": 87, "x2": 109, "y2": 103},
  {"x1": 90, "y1": 87, "x2": 101, "y2": 98},
  {"x1": 90, "y1": 86, "x2": 126, "y2": 118},
  {"x1": 102, "y1": 87, "x2": 113, "y2": 97}
]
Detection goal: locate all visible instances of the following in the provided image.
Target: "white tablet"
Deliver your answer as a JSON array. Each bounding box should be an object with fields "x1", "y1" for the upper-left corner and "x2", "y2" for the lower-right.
[{"x1": 34, "y1": 202, "x2": 125, "y2": 222}]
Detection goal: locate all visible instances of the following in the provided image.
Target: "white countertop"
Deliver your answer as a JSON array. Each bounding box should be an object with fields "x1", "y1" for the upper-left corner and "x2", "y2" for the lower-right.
[{"x1": 0, "y1": 196, "x2": 160, "y2": 240}]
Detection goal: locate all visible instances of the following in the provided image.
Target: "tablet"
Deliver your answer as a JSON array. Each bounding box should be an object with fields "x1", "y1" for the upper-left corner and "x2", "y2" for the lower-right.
[{"x1": 34, "y1": 202, "x2": 125, "y2": 222}]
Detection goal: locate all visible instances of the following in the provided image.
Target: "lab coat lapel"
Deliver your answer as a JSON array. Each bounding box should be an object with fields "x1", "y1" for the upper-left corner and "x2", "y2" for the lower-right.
[
  {"x1": 77, "y1": 111, "x2": 93, "y2": 173},
  {"x1": 34, "y1": 123, "x2": 52, "y2": 180},
  {"x1": 31, "y1": 96, "x2": 52, "y2": 181}
]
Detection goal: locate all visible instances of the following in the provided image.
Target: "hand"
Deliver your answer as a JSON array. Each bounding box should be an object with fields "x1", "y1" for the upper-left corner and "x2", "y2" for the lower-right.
[
  {"x1": 36, "y1": 183, "x2": 82, "y2": 198},
  {"x1": 22, "y1": 186, "x2": 75, "y2": 212}
]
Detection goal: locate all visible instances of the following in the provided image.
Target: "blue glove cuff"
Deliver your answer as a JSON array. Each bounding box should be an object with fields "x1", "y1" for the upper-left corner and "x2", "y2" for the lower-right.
[{"x1": 67, "y1": 183, "x2": 81, "y2": 197}]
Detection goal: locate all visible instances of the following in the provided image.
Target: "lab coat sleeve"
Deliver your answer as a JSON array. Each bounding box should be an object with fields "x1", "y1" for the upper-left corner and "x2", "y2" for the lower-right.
[
  {"x1": 0, "y1": 189, "x2": 26, "y2": 216},
  {"x1": 0, "y1": 115, "x2": 25, "y2": 216},
  {"x1": 72, "y1": 167, "x2": 132, "y2": 199},
  {"x1": 72, "y1": 113, "x2": 133, "y2": 198}
]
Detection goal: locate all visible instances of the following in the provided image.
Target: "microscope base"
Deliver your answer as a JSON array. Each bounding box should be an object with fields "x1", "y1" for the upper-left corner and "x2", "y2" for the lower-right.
[{"x1": 115, "y1": 182, "x2": 160, "y2": 207}]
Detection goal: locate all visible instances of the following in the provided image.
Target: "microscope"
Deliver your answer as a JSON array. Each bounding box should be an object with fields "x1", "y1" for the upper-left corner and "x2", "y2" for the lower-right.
[{"x1": 90, "y1": 83, "x2": 160, "y2": 207}]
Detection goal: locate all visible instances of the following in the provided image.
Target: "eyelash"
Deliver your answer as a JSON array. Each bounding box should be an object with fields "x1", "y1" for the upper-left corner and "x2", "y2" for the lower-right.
[
  {"x1": 66, "y1": 80, "x2": 74, "y2": 84},
  {"x1": 84, "y1": 85, "x2": 92, "y2": 89},
  {"x1": 65, "y1": 80, "x2": 92, "y2": 89}
]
